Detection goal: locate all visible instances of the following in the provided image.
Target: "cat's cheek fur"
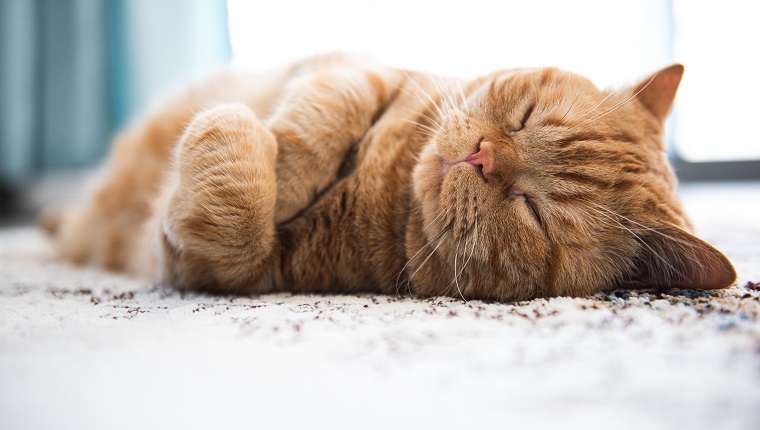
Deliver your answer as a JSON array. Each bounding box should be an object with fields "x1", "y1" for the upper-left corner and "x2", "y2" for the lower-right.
[{"x1": 411, "y1": 147, "x2": 445, "y2": 223}]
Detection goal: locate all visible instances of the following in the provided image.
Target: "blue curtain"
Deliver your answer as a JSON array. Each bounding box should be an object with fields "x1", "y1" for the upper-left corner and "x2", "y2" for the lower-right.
[{"x1": 0, "y1": 0, "x2": 230, "y2": 186}]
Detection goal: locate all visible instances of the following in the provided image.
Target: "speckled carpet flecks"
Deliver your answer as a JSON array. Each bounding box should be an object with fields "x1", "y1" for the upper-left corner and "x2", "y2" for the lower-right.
[{"x1": 1, "y1": 183, "x2": 759, "y2": 430}]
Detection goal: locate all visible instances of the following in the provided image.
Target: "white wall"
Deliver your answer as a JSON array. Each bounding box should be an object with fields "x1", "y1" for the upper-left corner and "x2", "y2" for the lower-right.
[
  {"x1": 672, "y1": 0, "x2": 760, "y2": 162},
  {"x1": 228, "y1": 0, "x2": 760, "y2": 162},
  {"x1": 228, "y1": 0, "x2": 671, "y2": 87}
]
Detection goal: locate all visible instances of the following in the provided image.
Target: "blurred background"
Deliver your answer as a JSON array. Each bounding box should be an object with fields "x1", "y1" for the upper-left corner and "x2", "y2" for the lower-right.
[{"x1": 1, "y1": 0, "x2": 758, "y2": 224}]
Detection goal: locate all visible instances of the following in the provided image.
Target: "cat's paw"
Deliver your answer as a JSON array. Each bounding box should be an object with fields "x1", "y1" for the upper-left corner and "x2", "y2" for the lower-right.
[
  {"x1": 175, "y1": 103, "x2": 277, "y2": 178},
  {"x1": 156, "y1": 103, "x2": 280, "y2": 292},
  {"x1": 165, "y1": 103, "x2": 278, "y2": 247}
]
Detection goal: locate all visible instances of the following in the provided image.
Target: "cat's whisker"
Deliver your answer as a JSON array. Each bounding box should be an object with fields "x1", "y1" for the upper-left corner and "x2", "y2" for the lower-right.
[
  {"x1": 577, "y1": 201, "x2": 687, "y2": 281},
  {"x1": 439, "y1": 213, "x2": 478, "y2": 301},
  {"x1": 457, "y1": 80, "x2": 470, "y2": 115},
  {"x1": 559, "y1": 96, "x2": 580, "y2": 122},
  {"x1": 456, "y1": 215, "x2": 478, "y2": 302},
  {"x1": 406, "y1": 221, "x2": 452, "y2": 290},
  {"x1": 580, "y1": 199, "x2": 686, "y2": 242},
  {"x1": 572, "y1": 97, "x2": 629, "y2": 130},
  {"x1": 394, "y1": 217, "x2": 453, "y2": 296},
  {"x1": 443, "y1": 78, "x2": 461, "y2": 113},
  {"x1": 461, "y1": 215, "x2": 478, "y2": 275},
  {"x1": 447, "y1": 79, "x2": 463, "y2": 114},
  {"x1": 429, "y1": 76, "x2": 449, "y2": 108},
  {"x1": 425, "y1": 206, "x2": 451, "y2": 233},
  {"x1": 397, "y1": 87, "x2": 445, "y2": 128},
  {"x1": 600, "y1": 212, "x2": 685, "y2": 281},
  {"x1": 452, "y1": 230, "x2": 466, "y2": 301},
  {"x1": 397, "y1": 83, "x2": 441, "y2": 126},
  {"x1": 402, "y1": 72, "x2": 449, "y2": 123},
  {"x1": 402, "y1": 119, "x2": 438, "y2": 138},
  {"x1": 577, "y1": 90, "x2": 615, "y2": 121},
  {"x1": 572, "y1": 201, "x2": 663, "y2": 235},
  {"x1": 571, "y1": 199, "x2": 692, "y2": 283},
  {"x1": 403, "y1": 204, "x2": 451, "y2": 250},
  {"x1": 429, "y1": 75, "x2": 459, "y2": 119},
  {"x1": 573, "y1": 73, "x2": 658, "y2": 130},
  {"x1": 405, "y1": 108, "x2": 444, "y2": 131},
  {"x1": 404, "y1": 208, "x2": 454, "y2": 294},
  {"x1": 572, "y1": 202, "x2": 688, "y2": 282}
]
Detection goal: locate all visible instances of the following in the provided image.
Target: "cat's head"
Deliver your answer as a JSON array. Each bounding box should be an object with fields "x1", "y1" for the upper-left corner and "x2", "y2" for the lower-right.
[{"x1": 407, "y1": 65, "x2": 736, "y2": 301}]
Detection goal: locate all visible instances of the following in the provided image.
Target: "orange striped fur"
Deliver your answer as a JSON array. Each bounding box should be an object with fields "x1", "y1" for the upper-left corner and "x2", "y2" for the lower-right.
[{"x1": 42, "y1": 53, "x2": 736, "y2": 301}]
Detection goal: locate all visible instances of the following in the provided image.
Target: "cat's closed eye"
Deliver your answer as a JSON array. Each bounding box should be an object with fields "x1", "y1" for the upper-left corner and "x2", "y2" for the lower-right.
[
  {"x1": 513, "y1": 191, "x2": 541, "y2": 225},
  {"x1": 510, "y1": 104, "x2": 534, "y2": 134},
  {"x1": 524, "y1": 196, "x2": 541, "y2": 224}
]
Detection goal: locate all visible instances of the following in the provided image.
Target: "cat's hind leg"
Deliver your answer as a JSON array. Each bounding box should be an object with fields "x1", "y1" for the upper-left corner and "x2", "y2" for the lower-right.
[{"x1": 147, "y1": 104, "x2": 279, "y2": 293}]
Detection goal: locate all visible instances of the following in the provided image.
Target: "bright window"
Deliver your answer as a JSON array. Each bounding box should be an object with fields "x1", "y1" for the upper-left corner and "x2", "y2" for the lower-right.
[
  {"x1": 227, "y1": 0, "x2": 759, "y2": 163},
  {"x1": 672, "y1": 0, "x2": 760, "y2": 162}
]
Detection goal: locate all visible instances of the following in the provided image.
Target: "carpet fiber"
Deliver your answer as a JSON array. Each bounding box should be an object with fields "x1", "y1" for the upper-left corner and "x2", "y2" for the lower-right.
[{"x1": 1, "y1": 182, "x2": 759, "y2": 430}]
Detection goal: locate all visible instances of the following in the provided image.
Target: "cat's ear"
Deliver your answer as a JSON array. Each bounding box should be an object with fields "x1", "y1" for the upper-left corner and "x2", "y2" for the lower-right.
[
  {"x1": 632, "y1": 64, "x2": 684, "y2": 122},
  {"x1": 621, "y1": 226, "x2": 737, "y2": 290}
]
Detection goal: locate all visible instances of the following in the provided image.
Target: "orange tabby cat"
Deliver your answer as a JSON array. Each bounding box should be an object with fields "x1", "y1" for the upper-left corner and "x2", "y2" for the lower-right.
[{"x1": 41, "y1": 53, "x2": 737, "y2": 301}]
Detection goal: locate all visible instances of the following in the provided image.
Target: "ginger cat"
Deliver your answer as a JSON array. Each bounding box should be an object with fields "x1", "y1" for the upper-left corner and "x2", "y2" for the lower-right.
[{"x1": 41, "y1": 53, "x2": 737, "y2": 301}]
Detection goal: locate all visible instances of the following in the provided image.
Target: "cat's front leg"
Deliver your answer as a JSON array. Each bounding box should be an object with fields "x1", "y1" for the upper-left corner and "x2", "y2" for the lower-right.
[
  {"x1": 146, "y1": 104, "x2": 279, "y2": 293},
  {"x1": 266, "y1": 63, "x2": 400, "y2": 223}
]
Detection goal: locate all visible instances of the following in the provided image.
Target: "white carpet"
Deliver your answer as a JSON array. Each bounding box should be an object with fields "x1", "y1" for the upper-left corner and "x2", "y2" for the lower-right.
[{"x1": 1, "y1": 182, "x2": 759, "y2": 430}]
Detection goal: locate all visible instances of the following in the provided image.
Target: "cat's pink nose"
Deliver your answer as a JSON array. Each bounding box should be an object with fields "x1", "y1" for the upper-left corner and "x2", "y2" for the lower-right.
[{"x1": 464, "y1": 140, "x2": 493, "y2": 176}]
